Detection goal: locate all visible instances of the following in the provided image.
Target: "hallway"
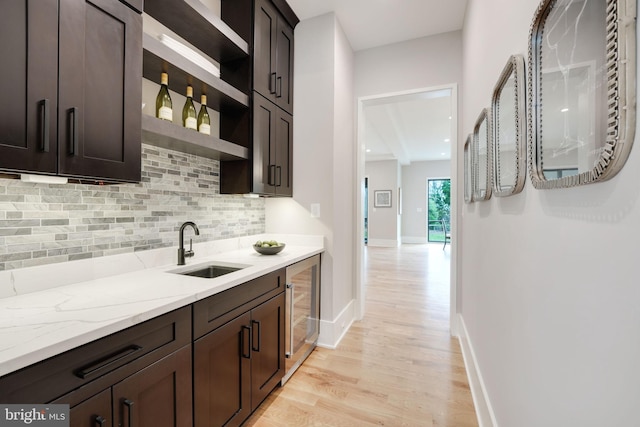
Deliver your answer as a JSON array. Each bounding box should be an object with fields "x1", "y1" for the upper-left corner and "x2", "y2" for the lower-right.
[{"x1": 245, "y1": 244, "x2": 478, "y2": 426}]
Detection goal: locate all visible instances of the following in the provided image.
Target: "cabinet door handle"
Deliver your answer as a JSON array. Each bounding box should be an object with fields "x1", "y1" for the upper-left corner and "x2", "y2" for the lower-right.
[
  {"x1": 276, "y1": 76, "x2": 282, "y2": 98},
  {"x1": 94, "y1": 416, "x2": 106, "y2": 427},
  {"x1": 75, "y1": 345, "x2": 142, "y2": 379},
  {"x1": 241, "y1": 325, "x2": 251, "y2": 359},
  {"x1": 276, "y1": 166, "x2": 282, "y2": 187},
  {"x1": 68, "y1": 107, "x2": 79, "y2": 156},
  {"x1": 268, "y1": 164, "x2": 276, "y2": 186},
  {"x1": 123, "y1": 399, "x2": 134, "y2": 427},
  {"x1": 269, "y1": 72, "x2": 277, "y2": 94},
  {"x1": 251, "y1": 320, "x2": 261, "y2": 352},
  {"x1": 286, "y1": 283, "x2": 294, "y2": 358},
  {"x1": 39, "y1": 99, "x2": 50, "y2": 153}
]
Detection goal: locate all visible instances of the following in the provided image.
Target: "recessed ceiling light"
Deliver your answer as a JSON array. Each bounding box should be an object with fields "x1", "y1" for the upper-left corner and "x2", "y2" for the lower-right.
[
  {"x1": 366, "y1": 149, "x2": 371, "y2": 153},
  {"x1": 448, "y1": 116, "x2": 452, "y2": 120},
  {"x1": 441, "y1": 152, "x2": 446, "y2": 156},
  {"x1": 561, "y1": 107, "x2": 569, "y2": 112},
  {"x1": 444, "y1": 138, "x2": 450, "y2": 142}
]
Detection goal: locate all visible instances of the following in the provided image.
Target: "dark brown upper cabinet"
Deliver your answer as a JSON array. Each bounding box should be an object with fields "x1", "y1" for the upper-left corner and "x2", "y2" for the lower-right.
[
  {"x1": 59, "y1": 0, "x2": 142, "y2": 182},
  {"x1": 253, "y1": 92, "x2": 292, "y2": 196},
  {"x1": 220, "y1": 0, "x2": 297, "y2": 196},
  {"x1": 0, "y1": 0, "x2": 142, "y2": 183},
  {"x1": 0, "y1": 0, "x2": 59, "y2": 175},
  {"x1": 254, "y1": 0, "x2": 294, "y2": 115},
  {"x1": 220, "y1": 92, "x2": 292, "y2": 196}
]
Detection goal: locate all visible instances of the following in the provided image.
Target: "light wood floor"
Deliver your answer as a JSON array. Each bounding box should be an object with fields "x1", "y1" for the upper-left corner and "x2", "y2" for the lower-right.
[{"x1": 244, "y1": 244, "x2": 478, "y2": 427}]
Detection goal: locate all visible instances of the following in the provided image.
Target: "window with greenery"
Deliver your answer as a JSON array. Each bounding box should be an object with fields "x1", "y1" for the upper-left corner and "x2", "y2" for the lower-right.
[{"x1": 427, "y1": 179, "x2": 450, "y2": 242}]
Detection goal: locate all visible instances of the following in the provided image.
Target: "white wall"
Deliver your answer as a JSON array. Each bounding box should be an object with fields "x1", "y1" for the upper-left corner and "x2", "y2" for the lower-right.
[
  {"x1": 365, "y1": 160, "x2": 400, "y2": 246},
  {"x1": 265, "y1": 13, "x2": 355, "y2": 348},
  {"x1": 355, "y1": 31, "x2": 463, "y2": 98},
  {"x1": 401, "y1": 160, "x2": 450, "y2": 243},
  {"x1": 461, "y1": 1, "x2": 640, "y2": 426}
]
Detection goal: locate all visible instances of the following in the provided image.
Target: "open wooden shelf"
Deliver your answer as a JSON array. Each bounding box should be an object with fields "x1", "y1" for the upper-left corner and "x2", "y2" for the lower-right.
[
  {"x1": 143, "y1": 34, "x2": 249, "y2": 112},
  {"x1": 142, "y1": 115, "x2": 249, "y2": 161},
  {"x1": 143, "y1": 0, "x2": 248, "y2": 63}
]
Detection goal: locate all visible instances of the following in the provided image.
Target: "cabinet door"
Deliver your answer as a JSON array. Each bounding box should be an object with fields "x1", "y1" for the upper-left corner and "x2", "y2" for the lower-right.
[
  {"x1": 0, "y1": 0, "x2": 58, "y2": 174},
  {"x1": 253, "y1": 93, "x2": 277, "y2": 195},
  {"x1": 275, "y1": 19, "x2": 294, "y2": 114},
  {"x1": 58, "y1": 0, "x2": 142, "y2": 182},
  {"x1": 250, "y1": 293, "x2": 285, "y2": 411},
  {"x1": 112, "y1": 346, "x2": 192, "y2": 427},
  {"x1": 70, "y1": 389, "x2": 112, "y2": 427},
  {"x1": 254, "y1": 0, "x2": 294, "y2": 115},
  {"x1": 252, "y1": 93, "x2": 292, "y2": 196},
  {"x1": 194, "y1": 312, "x2": 252, "y2": 427},
  {"x1": 253, "y1": 0, "x2": 278, "y2": 104},
  {"x1": 275, "y1": 108, "x2": 293, "y2": 196}
]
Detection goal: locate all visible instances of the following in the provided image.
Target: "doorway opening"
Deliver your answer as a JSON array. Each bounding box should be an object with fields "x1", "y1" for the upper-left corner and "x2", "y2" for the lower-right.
[
  {"x1": 427, "y1": 178, "x2": 451, "y2": 243},
  {"x1": 356, "y1": 84, "x2": 459, "y2": 335}
]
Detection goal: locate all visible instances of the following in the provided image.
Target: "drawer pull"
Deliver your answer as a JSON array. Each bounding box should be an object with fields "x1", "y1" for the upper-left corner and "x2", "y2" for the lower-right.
[
  {"x1": 94, "y1": 416, "x2": 106, "y2": 427},
  {"x1": 75, "y1": 345, "x2": 142, "y2": 379}
]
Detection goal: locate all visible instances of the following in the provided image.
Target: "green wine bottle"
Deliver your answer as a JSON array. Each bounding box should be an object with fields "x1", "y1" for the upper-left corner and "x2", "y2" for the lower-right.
[
  {"x1": 182, "y1": 85, "x2": 197, "y2": 130},
  {"x1": 156, "y1": 72, "x2": 173, "y2": 121},
  {"x1": 197, "y1": 94, "x2": 211, "y2": 135}
]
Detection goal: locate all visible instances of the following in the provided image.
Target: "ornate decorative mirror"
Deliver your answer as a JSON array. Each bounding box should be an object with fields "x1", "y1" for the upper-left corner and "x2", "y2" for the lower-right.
[
  {"x1": 464, "y1": 134, "x2": 474, "y2": 203},
  {"x1": 528, "y1": 0, "x2": 636, "y2": 188},
  {"x1": 473, "y1": 109, "x2": 492, "y2": 201},
  {"x1": 492, "y1": 55, "x2": 527, "y2": 196}
]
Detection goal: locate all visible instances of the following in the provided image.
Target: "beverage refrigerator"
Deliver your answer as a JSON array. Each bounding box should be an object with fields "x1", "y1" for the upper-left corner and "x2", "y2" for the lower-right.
[{"x1": 282, "y1": 254, "x2": 321, "y2": 384}]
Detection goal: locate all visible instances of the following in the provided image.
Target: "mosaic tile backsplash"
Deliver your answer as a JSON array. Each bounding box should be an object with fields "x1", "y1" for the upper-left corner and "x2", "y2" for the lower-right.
[{"x1": 0, "y1": 143, "x2": 265, "y2": 271}]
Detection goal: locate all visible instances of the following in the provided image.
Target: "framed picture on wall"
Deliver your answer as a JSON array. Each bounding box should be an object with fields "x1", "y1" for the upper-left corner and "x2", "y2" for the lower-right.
[{"x1": 374, "y1": 190, "x2": 392, "y2": 208}]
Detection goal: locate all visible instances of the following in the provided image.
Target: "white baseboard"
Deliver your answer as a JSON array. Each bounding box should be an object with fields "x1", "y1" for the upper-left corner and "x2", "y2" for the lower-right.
[
  {"x1": 367, "y1": 239, "x2": 398, "y2": 247},
  {"x1": 458, "y1": 314, "x2": 498, "y2": 427},
  {"x1": 317, "y1": 299, "x2": 355, "y2": 349},
  {"x1": 401, "y1": 236, "x2": 427, "y2": 244}
]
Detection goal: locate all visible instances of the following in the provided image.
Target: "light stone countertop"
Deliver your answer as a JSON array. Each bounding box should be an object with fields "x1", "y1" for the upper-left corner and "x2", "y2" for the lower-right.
[{"x1": 0, "y1": 234, "x2": 324, "y2": 377}]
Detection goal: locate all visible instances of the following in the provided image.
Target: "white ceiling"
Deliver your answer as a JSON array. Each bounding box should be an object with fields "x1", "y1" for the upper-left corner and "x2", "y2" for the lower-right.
[
  {"x1": 286, "y1": 0, "x2": 468, "y2": 52},
  {"x1": 364, "y1": 89, "x2": 453, "y2": 164},
  {"x1": 286, "y1": 0, "x2": 467, "y2": 164}
]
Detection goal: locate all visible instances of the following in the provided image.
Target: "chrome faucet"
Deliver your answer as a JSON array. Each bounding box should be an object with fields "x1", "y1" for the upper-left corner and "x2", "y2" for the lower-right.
[{"x1": 178, "y1": 221, "x2": 200, "y2": 265}]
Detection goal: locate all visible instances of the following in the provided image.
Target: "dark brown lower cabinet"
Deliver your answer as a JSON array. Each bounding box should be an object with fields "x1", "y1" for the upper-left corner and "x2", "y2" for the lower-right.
[
  {"x1": 194, "y1": 293, "x2": 285, "y2": 427},
  {"x1": 0, "y1": 271, "x2": 290, "y2": 427},
  {"x1": 69, "y1": 345, "x2": 193, "y2": 427},
  {"x1": 250, "y1": 294, "x2": 285, "y2": 411},
  {"x1": 70, "y1": 389, "x2": 112, "y2": 427}
]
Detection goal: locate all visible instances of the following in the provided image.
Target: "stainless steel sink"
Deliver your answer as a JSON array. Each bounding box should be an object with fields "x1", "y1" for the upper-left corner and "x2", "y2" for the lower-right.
[
  {"x1": 169, "y1": 262, "x2": 247, "y2": 279},
  {"x1": 180, "y1": 265, "x2": 242, "y2": 278}
]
